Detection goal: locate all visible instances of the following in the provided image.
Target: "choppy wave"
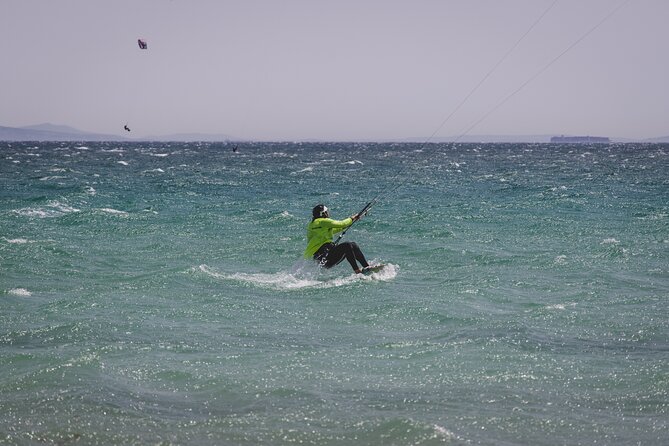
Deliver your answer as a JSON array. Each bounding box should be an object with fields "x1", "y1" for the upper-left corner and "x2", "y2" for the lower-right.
[
  {"x1": 13, "y1": 201, "x2": 80, "y2": 218},
  {"x1": 3, "y1": 237, "x2": 31, "y2": 244},
  {"x1": 96, "y1": 208, "x2": 129, "y2": 216}
]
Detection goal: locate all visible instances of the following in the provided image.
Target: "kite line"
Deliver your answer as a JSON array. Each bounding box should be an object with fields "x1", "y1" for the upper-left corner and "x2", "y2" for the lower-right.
[{"x1": 339, "y1": 0, "x2": 631, "y2": 241}]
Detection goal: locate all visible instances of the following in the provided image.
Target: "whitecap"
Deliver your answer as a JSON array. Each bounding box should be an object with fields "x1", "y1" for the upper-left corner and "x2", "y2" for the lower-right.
[
  {"x1": 98, "y1": 208, "x2": 129, "y2": 216},
  {"x1": 143, "y1": 168, "x2": 165, "y2": 173},
  {"x1": 292, "y1": 167, "x2": 313, "y2": 174},
  {"x1": 150, "y1": 153, "x2": 170, "y2": 157},
  {"x1": 344, "y1": 160, "x2": 363, "y2": 165},
  {"x1": 545, "y1": 303, "x2": 575, "y2": 311},
  {"x1": 117, "y1": 161, "x2": 129, "y2": 166},
  {"x1": 4, "y1": 238, "x2": 30, "y2": 244},
  {"x1": 601, "y1": 238, "x2": 620, "y2": 245},
  {"x1": 14, "y1": 201, "x2": 80, "y2": 218},
  {"x1": 554, "y1": 255, "x2": 567, "y2": 264},
  {"x1": 51, "y1": 202, "x2": 80, "y2": 214},
  {"x1": 433, "y1": 425, "x2": 459, "y2": 440},
  {"x1": 14, "y1": 208, "x2": 50, "y2": 218},
  {"x1": 8, "y1": 288, "x2": 31, "y2": 297}
]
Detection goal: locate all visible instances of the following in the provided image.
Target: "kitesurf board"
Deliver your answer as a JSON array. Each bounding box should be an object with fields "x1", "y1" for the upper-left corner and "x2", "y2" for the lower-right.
[{"x1": 363, "y1": 264, "x2": 386, "y2": 275}]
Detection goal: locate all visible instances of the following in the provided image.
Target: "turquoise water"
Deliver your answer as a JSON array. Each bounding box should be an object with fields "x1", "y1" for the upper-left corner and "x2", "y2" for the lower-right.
[{"x1": 1, "y1": 141, "x2": 667, "y2": 445}]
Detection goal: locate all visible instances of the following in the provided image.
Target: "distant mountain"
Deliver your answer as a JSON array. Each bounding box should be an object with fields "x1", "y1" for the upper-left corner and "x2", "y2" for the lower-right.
[
  {"x1": 645, "y1": 136, "x2": 669, "y2": 143},
  {"x1": 0, "y1": 123, "x2": 128, "y2": 141},
  {"x1": 0, "y1": 123, "x2": 239, "y2": 142},
  {"x1": 1, "y1": 123, "x2": 666, "y2": 143},
  {"x1": 143, "y1": 132, "x2": 238, "y2": 142},
  {"x1": 402, "y1": 134, "x2": 669, "y2": 144},
  {"x1": 401, "y1": 135, "x2": 555, "y2": 143},
  {"x1": 20, "y1": 123, "x2": 89, "y2": 135}
]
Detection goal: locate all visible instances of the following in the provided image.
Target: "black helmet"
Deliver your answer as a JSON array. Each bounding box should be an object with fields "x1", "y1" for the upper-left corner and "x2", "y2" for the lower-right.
[{"x1": 312, "y1": 204, "x2": 329, "y2": 219}]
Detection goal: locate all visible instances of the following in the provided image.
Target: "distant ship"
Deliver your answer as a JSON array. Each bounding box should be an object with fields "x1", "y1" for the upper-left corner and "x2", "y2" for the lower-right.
[{"x1": 550, "y1": 135, "x2": 610, "y2": 143}]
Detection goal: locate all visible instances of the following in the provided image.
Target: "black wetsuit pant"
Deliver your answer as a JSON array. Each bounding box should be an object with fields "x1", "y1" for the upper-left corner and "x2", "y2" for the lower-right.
[{"x1": 314, "y1": 242, "x2": 369, "y2": 271}]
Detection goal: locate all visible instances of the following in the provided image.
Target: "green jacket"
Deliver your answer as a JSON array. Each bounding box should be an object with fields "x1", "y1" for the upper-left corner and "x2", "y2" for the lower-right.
[{"x1": 304, "y1": 217, "x2": 353, "y2": 258}]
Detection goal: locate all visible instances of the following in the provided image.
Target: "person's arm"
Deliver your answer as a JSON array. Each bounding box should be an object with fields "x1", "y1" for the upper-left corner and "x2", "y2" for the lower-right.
[{"x1": 321, "y1": 217, "x2": 353, "y2": 230}]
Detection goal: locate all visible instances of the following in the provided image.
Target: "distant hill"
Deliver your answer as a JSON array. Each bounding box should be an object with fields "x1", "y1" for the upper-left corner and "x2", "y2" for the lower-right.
[
  {"x1": 21, "y1": 123, "x2": 90, "y2": 135},
  {"x1": 142, "y1": 132, "x2": 238, "y2": 142},
  {"x1": 0, "y1": 123, "x2": 239, "y2": 142},
  {"x1": 1, "y1": 123, "x2": 666, "y2": 143},
  {"x1": 645, "y1": 136, "x2": 669, "y2": 143},
  {"x1": 0, "y1": 123, "x2": 128, "y2": 142},
  {"x1": 402, "y1": 135, "x2": 556, "y2": 143}
]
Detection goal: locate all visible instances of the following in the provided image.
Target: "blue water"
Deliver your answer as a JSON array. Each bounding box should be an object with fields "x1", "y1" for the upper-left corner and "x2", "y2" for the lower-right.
[{"x1": 1, "y1": 141, "x2": 667, "y2": 445}]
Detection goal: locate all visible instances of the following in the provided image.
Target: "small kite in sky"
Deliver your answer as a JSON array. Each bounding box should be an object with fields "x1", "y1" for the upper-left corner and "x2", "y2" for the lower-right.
[
  {"x1": 124, "y1": 124, "x2": 131, "y2": 132},
  {"x1": 138, "y1": 39, "x2": 148, "y2": 50}
]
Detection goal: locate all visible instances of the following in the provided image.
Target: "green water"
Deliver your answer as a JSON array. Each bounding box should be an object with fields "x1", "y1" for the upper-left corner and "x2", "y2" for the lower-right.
[{"x1": 1, "y1": 142, "x2": 667, "y2": 444}]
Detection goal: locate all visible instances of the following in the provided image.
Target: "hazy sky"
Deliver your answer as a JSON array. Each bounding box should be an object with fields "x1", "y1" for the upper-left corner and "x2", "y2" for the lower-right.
[{"x1": 1, "y1": 0, "x2": 667, "y2": 140}]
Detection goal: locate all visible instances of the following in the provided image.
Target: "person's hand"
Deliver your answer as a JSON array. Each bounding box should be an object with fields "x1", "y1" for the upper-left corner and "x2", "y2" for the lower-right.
[{"x1": 351, "y1": 213, "x2": 360, "y2": 221}]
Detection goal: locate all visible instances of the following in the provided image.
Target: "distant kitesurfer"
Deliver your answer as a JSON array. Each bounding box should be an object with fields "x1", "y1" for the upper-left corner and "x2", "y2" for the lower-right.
[
  {"x1": 124, "y1": 124, "x2": 131, "y2": 132},
  {"x1": 304, "y1": 204, "x2": 372, "y2": 274},
  {"x1": 232, "y1": 145, "x2": 238, "y2": 153}
]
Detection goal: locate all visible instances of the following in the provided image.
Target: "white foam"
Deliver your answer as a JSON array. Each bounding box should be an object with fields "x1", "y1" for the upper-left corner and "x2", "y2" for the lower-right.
[
  {"x1": 51, "y1": 202, "x2": 80, "y2": 214},
  {"x1": 117, "y1": 161, "x2": 129, "y2": 166},
  {"x1": 8, "y1": 288, "x2": 31, "y2": 297},
  {"x1": 14, "y1": 208, "x2": 49, "y2": 218},
  {"x1": 197, "y1": 262, "x2": 397, "y2": 290},
  {"x1": 554, "y1": 255, "x2": 567, "y2": 264},
  {"x1": 601, "y1": 238, "x2": 620, "y2": 245},
  {"x1": 433, "y1": 424, "x2": 459, "y2": 440},
  {"x1": 4, "y1": 238, "x2": 30, "y2": 244},
  {"x1": 344, "y1": 160, "x2": 363, "y2": 165},
  {"x1": 98, "y1": 208, "x2": 129, "y2": 216},
  {"x1": 14, "y1": 201, "x2": 80, "y2": 218},
  {"x1": 293, "y1": 167, "x2": 313, "y2": 173},
  {"x1": 545, "y1": 302, "x2": 576, "y2": 311}
]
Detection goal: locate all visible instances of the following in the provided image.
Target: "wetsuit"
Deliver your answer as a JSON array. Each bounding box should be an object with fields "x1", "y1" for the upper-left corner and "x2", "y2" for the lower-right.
[{"x1": 304, "y1": 217, "x2": 369, "y2": 271}]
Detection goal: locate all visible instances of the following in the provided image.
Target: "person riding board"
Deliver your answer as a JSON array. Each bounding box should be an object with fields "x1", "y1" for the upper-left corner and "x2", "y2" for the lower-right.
[{"x1": 304, "y1": 204, "x2": 373, "y2": 274}]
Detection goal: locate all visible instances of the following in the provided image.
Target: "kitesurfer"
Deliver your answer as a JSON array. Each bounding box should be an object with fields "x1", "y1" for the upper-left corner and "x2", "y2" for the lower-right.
[{"x1": 305, "y1": 204, "x2": 372, "y2": 274}]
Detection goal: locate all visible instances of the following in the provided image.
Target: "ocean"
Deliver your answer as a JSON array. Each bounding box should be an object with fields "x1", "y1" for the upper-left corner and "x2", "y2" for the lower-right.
[{"x1": 1, "y1": 141, "x2": 667, "y2": 445}]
